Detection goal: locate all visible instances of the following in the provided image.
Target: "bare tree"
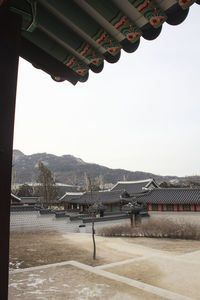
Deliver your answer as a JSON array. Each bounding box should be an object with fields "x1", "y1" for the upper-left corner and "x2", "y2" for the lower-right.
[
  {"x1": 86, "y1": 174, "x2": 105, "y2": 260},
  {"x1": 122, "y1": 174, "x2": 127, "y2": 181},
  {"x1": 37, "y1": 162, "x2": 58, "y2": 208},
  {"x1": 95, "y1": 174, "x2": 104, "y2": 190},
  {"x1": 87, "y1": 175, "x2": 96, "y2": 260},
  {"x1": 71, "y1": 173, "x2": 78, "y2": 187},
  {"x1": 84, "y1": 172, "x2": 90, "y2": 191},
  {"x1": 88, "y1": 200, "x2": 105, "y2": 260}
]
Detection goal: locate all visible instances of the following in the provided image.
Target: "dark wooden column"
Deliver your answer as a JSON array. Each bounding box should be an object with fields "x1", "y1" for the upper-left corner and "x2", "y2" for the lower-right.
[{"x1": 0, "y1": 7, "x2": 21, "y2": 299}]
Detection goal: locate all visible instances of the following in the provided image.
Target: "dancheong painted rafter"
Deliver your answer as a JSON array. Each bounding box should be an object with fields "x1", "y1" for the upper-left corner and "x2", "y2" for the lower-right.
[
  {"x1": 0, "y1": 2, "x2": 199, "y2": 298},
  {"x1": 4, "y1": 0, "x2": 200, "y2": 84}
]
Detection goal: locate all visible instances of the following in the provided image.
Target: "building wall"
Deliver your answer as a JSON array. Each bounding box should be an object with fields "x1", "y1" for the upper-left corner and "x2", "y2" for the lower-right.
[
  {"x1": 196, "y1": 205, "x2": 200, "y2": 212},
  {"x1": 64, "y1": 202, "x2": 200, "y2": 213},
  {"x1": 174, "y1": 204, "x2": 178, "y2": 211},
  {"x1": 147, "y1": 203, "x2": 200, "y2": 212}
]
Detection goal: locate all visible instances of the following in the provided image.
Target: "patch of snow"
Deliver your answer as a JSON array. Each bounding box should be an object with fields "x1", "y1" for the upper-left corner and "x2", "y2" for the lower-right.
[
  {"x1": 75, "y1": 157, "x2": 85, "y2": 164},
  {"x1": 26, "y1": 290, "x2": 44, "y2": 295},
  {"x1": 28, "y1": 273, "x2": 40, "y2": 277},
  {"x1": 27, "y1": 278, "x2": 46, "y2": 287},
  {"x1": 75, "y1": 283, "x2": 108, "y2": 299},
  {"x1": 41, "y1": 160, "x2": 49, "y2": 166},
  {"x1": 9, "y1": 260, "x2": 23, "y2": 271},
  {"x1": 9, "y1": 283, "x2": 21, "y2": 289},
  {"x1": 44, "y1": 287, "x2": 59, "y2": 292}
]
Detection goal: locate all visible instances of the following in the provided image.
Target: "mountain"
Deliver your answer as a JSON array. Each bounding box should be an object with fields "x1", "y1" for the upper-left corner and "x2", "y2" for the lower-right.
[{"x1": 12, "y1": 150, "x2": 185, "y2": 186}]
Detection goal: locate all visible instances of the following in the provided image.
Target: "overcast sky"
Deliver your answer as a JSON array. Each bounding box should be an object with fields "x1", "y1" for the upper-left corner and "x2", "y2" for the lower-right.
[{"x1": 13, "y1": 6, "x2": 200, "y2": 177}]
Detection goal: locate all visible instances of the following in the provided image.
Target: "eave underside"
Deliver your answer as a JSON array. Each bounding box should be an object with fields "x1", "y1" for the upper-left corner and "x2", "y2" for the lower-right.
[{"x1": 3, "y1": 0, "x2": 199, "y2": 84}]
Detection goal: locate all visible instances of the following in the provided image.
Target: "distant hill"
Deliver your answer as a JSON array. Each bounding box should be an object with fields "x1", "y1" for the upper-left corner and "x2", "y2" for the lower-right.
[{"x1": 12, "y1": 150, "x2": 194, "y2": 186}]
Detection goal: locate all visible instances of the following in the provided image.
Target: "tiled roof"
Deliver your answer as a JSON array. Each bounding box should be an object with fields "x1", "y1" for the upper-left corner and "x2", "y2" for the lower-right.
[
  {"x1": 20, "y1": 197, "x2": 40, "y2": 204},
  {"x1": 11, "y1": 193, "x2": 22, "y2": 203},
  {"x1": 7, "y1": 0, "x2": 199, "y2": 84},
  {"x1": 111, "y1": 178, "x2": 159, "y2": 194},
  {"x1": 70, "y1": 190, "x2": 122, "y2": 205},
  {"x1": 58, "y1": 192, "x2": 84, "y2": 202},
  {"x1": 135, "y1": 188, "x2": 200, "y2": 204}
]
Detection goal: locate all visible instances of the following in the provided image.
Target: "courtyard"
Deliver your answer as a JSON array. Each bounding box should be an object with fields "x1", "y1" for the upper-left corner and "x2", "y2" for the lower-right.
[{"x1": 9, "y1": 230, "x2": 200, "y2": 299}]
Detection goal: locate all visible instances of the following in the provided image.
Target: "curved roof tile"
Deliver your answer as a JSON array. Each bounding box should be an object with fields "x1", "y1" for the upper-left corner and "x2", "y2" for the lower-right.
[
  {"x1": 8, "y1": 0, "x2": 199, "y2": 84},
  {"x1": 135, "y1": 188, "x2": 200, "y2": 204},
  {"x1": 111, "y1": 178, "x2": 159, "y2": 193},
  {"x1": 71, "y1": 190, "x2": 122, "y2": 204}
]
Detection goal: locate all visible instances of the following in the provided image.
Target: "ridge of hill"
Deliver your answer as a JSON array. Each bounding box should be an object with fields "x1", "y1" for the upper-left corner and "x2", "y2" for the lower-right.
[{"x1": 12, "y1": 150, "x2": 187, "y2": 186}]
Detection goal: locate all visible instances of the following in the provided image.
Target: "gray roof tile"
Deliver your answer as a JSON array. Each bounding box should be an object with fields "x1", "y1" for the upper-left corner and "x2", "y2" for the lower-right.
[
  {"x1": 59, "y1": 192, "x2": 84, "y2": 202},
  {"x1": 70, "y1": 190, "x2": 122, "y2": 205},
  {"x1": 20, "y1": 197, "x2": 40, "y2": 204},
  {"x1": 111, "y1": 179, "x2": 159, "y2": 194},
  {"x1": 135, "y1": 188, "x2": 200, "y2": 204}
]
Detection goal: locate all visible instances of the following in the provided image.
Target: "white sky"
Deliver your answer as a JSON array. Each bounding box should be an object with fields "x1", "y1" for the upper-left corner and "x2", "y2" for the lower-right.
[{"x1": 13, "y1": 6, "x2": 200, "y2": 177}]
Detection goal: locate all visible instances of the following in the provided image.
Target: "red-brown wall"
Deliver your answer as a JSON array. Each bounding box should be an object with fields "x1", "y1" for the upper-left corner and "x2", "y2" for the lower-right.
[
  {"x1": 163, "y1": 204, "x2": 167, "y2": 211},
  {"x1": 179, "y1": 204, "x2": 183, "y2": 211},
  {"x1": 196, "y1": 205, "x2": 200, "y2": 211},
  {"x1": 174, "y1": 204, "x2": 178, "y2": 211}
]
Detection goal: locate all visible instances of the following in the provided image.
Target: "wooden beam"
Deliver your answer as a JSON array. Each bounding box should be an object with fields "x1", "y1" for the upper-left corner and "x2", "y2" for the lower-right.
[{"x1": 0, "y1": 8, "x2": 21, "y2": 299}]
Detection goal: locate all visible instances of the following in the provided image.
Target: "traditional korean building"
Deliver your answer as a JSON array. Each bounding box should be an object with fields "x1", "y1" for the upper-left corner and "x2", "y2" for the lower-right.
[
  {"x1": 134, "y1": 188, "x2": 200, "y2": 212},
  {"x1": 60, "y1": 190, "x2": 122, "y2": 213},
  {"x1": 59, "y1": 178, "x2": 159, "y2": 212},
  {"x1": 11, "y1": 194, "x2": 40, "y2": 206},
  {"x1": 59, "y1": 192, "x2": 84, "y2": 210},
  {"x1": 60, "y1": 181, "x2": 200, "y2": 213},
  {"x1": 111, "y1": 178, "x2": 159, "y2": 194},
  {"x1": 20, "y1": 197, "x2": 40, "y2": 206},
  {"x1": 2, "y1": 2, "x2": 200, "y2": 297},
  {"x1": 11, "y1": 193, "x2": 23, "y2": 206}
]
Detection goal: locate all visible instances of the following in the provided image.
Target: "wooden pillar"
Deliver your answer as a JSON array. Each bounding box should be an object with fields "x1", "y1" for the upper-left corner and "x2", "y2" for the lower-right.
[
  {"x1": 158, "y1": 204, "x2": 162, "y2": 211},
  {"x1": 174, "y1": 204, "x2": 178, "y2": 211},
  {"x1": 190, "y1": 204, "x2": 195, "y2": 212},
  {"x1": 195, "y1": 205, "x2": 200, "y2": 212},
  {"x1": 163, "y1": 204, "x2": 167, "y2": 211},
  {"x1": 179, "y1": 204, "x2": 183, "y2": 211},
  {"x1": 0, "y1": 6, "x2": 21, "y2": 300},
  {"x1": 148, "y1": 204, "x2": 152, "y2": 211}
]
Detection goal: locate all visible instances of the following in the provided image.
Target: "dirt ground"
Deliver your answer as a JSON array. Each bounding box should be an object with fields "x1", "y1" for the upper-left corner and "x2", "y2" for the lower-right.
[
  {"x1": 124, "y1": 236, "x2": 200, "y2": 254},
  {"x1": 106, "y1": 256, "x2": 200, "y2": 299},
  {"x1": 9, "y1": 231, "x2": 107, "y2": 268},
  {"x1": 10, "y1": 230, "x2": 200, "y2": 269},
  {"x1": 9, "y1": 231, "x2": 200, "y2": 299},
  {"x1": 9, "y1": 265, "x2": 164, "y2": 300}
]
